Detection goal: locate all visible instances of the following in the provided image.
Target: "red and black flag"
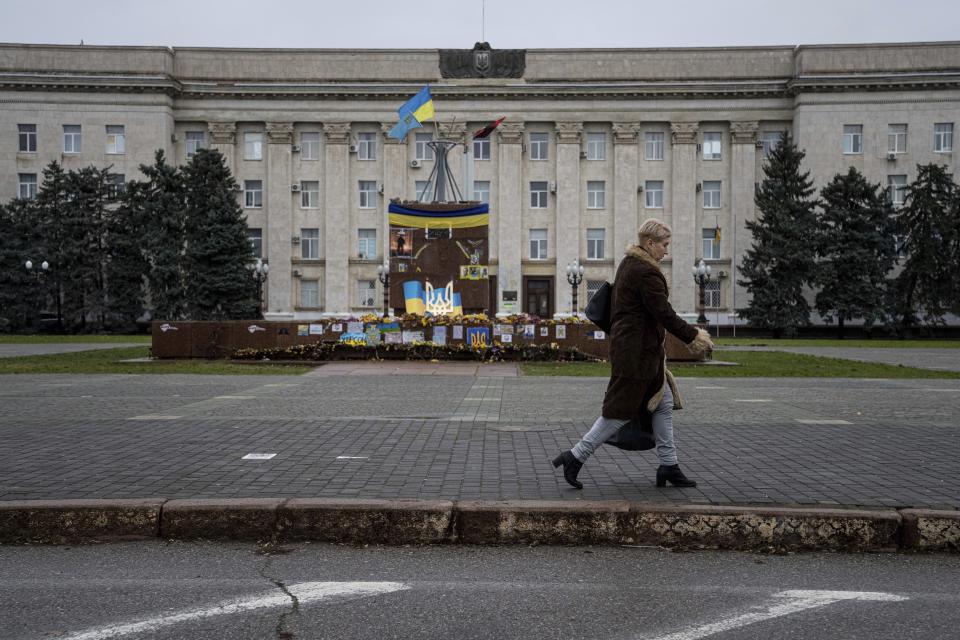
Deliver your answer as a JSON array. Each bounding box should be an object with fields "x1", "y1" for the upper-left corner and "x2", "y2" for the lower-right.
[{"x1": 472, "y1": 117, "x2": 505, "y2": 139}]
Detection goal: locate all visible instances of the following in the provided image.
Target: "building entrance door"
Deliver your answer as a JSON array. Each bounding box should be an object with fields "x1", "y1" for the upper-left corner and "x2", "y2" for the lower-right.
[{"x1": 524, "y1": 277, "x2": 552, "y2": 318}]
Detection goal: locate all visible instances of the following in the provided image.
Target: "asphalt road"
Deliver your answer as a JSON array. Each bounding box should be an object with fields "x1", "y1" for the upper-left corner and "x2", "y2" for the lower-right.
[{"x1": 1, "y1": 542, "x2": 958, "y2": 640}]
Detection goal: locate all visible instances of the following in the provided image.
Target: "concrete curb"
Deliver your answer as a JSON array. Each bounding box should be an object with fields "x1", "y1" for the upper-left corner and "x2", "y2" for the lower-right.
[{"x1": 0, "y1": 498, "x2": 956, "y2": 552}]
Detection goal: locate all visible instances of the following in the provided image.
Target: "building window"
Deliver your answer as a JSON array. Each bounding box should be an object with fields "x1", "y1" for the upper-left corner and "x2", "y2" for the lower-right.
[
  {"x1": 415, "y1": 133, "x2": 434, "y2": 161},
  {"x1": 358, "y1": 279, "x2": 376, "y2": 307},
  {"x1": 529, "y1": 228, "x2": 547, "y2": 260},
  {"x1": 300, "y1": 228, "x2": 320, "y2": 259},
  {"x1": 63, "y1": 125, "x2": 81, "y2": 153},
  {"x1": 18, "y1": 173, "x2": 37, "y2": 200},
  {"x1": 587, "y1": 181, "x2": 605, "y2": 209},
  {"x1": 185, "y1": 131, "x2": 205, "y2": 158},
  {"x1": 529, "y1": 133, "x2": 548, "y2": 160},
  {"x1": 473, "y1": 180, "x2": 490, "y2": 204},
  {"x1": 761, "y1": 131, "x2": 782, "y2": 158},
  {"x1": 300, "y1": 280, "x2": 319, "y2": 308},
  {"x1": 358, "y1": 228, "x2": 377, "y2": 260},
  {"x1": 18, "y1": 124, "x2": 37, "y2": 152},
  {"x1": 702, "y1": 131, "x2": 721, "y2": 160},
  {"x1": 358, "y1": 132, "x2": 377, "y2": 160},
  {"x1": 473, "y1": 137, "x2": 490, "y2": 160},
  {"x1": 888, "y1": 124, "x2": 907, "y2": 154},
  {"x1": 703, "y1": 181, "x2": 721, "y2": 209},
  {"x1": 244, "y1": 132, "x2": 263, "y2": 160},
  {"x1": 244, "y1": 180, "x2": 263, "y2": 208},
  {"x1": 358, "y1": 180, "x2": 377, "y2": 208},
  {"x1": 301, "y1": 181, "x2": 319, "y2": 208},
  {"x1": 530, "y1": 181, "x2": 548, "y2": 208},
  {"x1": 887, "y1": 175, "x2": 908, "y2": 207},
  {"x1": 248, "y1": 228, "x2": 263, "y2": 258},
  {"x1": 301, "y1": 132, "x2": 320, "y2": 160},
  {"x1": 586, "y1": 279, "x2": 605, "y2": 305},
  {"x1": 704, "y1": 281, "x2": 721, "y2": 308},
  {"x1": 586, "y1": 132, "x2": 606, "y2": 160},
  {"x1": 934, "y1": 123, "x2": 954, "y2": 152},
  {"x1": 645, "y1": 132, "x2": 664, "y2": 160},
  {"x1": 702, "y1": 228, "x2": 721, "y2": 260},
  {"x1": 105, "y1": 125, "x2": 125, "y2": 154},
  {"x1": 415, "y1": 180, "x2": 432, "y2": 201},
  {"x1": 843, "y1": 125, "x2": 863, "y2": 154},
  {"x1": 587, "y1": 228, "x2": 605, "y2": 260},
  {"x1": 645, "y1": 180, "x2": 664, "y2": 208},
  {"x1": 106, "y1": 173, "x2": 125, "y2": 198}
]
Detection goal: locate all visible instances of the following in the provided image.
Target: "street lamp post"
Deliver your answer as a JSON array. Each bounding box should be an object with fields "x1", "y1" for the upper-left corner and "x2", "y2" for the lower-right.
[
  {"x1": 252, "y1": 258, "x2": 269, "y2": 318},
  {"x1": 565, "y1": 259, "x2": 585, "y2": 317},
  {"x1": 25, "y1": 259, "x2": 60, "y2": 330},
  {"x1": 376, "y1": 262, "x2": 390, "y2": 319},
  {"x1": 692, "y1": 259, "x2": 712, "y2": 325}
]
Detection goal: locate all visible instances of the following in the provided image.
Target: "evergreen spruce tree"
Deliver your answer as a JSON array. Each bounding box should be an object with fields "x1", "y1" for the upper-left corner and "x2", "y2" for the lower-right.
[
  {"x1": 0, "y1": 198, "x2": 46, "y2": 331},
  {"x1": 32, "y1": 162, "x2": 71, "y2": 331},
  {"x1": 814, "y1": 168, "x2": 897, "y2": 338},
  {"x1": 136, "y1": 150, "x2": 187, "y2": 321},
  {"x1": 738, "y1": 133, "x2": 817, "y2": 337},
  {"x1": 891, "y1": 163, "x2": 956, "y2": 331},
  {"x1": 182, "y1": 149, "x2": 258, "y2": 319},
  {"x1": 947, "y1": 181, "x2": 960, "y2": 318},
  {"x1": 104, "y1": 176, "x2": 149, "y2": 330}
]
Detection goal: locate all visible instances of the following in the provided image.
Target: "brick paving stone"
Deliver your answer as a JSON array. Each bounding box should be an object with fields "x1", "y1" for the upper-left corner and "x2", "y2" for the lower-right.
[{"x1": 0, "y1": 372, "x2": 959, "y2": 508}]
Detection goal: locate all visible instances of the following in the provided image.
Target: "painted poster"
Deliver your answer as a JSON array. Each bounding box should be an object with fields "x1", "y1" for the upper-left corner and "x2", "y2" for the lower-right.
[
  {"x1": 432, "y1": 325, "x2": 447, "y2": 346},
  {"x1": 501, "y1": 333, "x2": 513, "y2": 344},
  {"x1": 540, "y1": 326, "x2": 549, "y2": 337},
  {"x1": 556, "y1": 325, "x2": 567, "y2": 340},
  {"x1": 385, "y1": 331, "x2": 402, "y2": 344},
  {"x1": 492, "y1": 324, "x2": 501, "y2": 336},
  {"x1": 309, "y1": 323, "x2": 324, "y2": 335},
  {"x1": 390, "y1": 229, "x2": 413, "y2": 259},
  {"x1": 347, "y1": 321, "x2": 363, "y2": 334},
  {"x1": 364, "y1": 324, "x2": 381, "y2": 346},
  {"x1": 523, "y1": 324, "x2": 535, "y2": 339},
  {"x1": 593, "y1": 330, "x2": 606, "y2": 340},
  {"x1": 298, "y1": 324, "x2": 309, "y2": 337},
  {"x1": 465, "y1": 326, "x2": 490, "y2": 349},
  {"x1": 402, "y1": 330, "x2": 425, "y2": 344},
  {"x1": 331, "y1": 323, "x2": 343, "y2": 333},
  {"x1": 452, "y1": 325, "x2": 464, "y2": 340},
  {"x1": 498, "y1": 324, "x2": 513, "y2": 335}
]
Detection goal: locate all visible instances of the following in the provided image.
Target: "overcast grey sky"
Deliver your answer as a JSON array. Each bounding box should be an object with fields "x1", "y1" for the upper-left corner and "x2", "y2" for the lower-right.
[{"x1": 2, "y1": 0, "x2": 959, "y2": 49}]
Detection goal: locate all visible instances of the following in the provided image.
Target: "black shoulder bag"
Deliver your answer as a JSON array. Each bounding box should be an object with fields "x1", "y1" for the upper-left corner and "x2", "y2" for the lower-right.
[{"x1": 584, "y1": 281, "x2": 612, "y2": 332}]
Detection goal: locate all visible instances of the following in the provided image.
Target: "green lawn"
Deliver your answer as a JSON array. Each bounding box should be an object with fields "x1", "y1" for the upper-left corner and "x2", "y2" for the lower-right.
[
  {"x1": 0, "y1": 335, "x2": 151, "y2": 344},
  {"x1": 522, "y1": 350, "x2": 960, "y2": 378},
  {"x1": 0, "y1": 346, "x2": 311, "y2": 375},
  {"x1": 713, "y1": 337, "x2": 960, "y2": 349}
]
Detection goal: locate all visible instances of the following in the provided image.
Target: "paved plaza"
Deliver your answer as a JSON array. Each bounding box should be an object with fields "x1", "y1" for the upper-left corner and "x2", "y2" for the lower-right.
[{"x1": 1, "y1": 363, "x2": 958, "y2": 509}]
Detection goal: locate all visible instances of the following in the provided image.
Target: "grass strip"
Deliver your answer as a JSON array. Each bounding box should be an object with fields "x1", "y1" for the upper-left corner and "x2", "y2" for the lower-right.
[
  {"x1": 0, "y1": 346, "x2": 311, "y2": 375},
  {"x1": 521, "y1": 350, "x2": 960, "y2": 378},
  {"x1": 0, "y1": 335, "x2": 152, "y2": 344},
  {"x1": 713, "y1": 337, "x2": 960, "y2": 349}
]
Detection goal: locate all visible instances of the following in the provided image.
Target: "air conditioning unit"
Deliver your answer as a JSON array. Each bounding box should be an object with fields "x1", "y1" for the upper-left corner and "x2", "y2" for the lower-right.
[
  {"x1": 292, "y1": 270, "x2": 302, "y2": 278},
  {"x1": 292, "y1": 235, "x2": 300, "y2": 244},
  {"x1": 232, "y1": 185, "x2": 243, "y2": 192},
  {"x1": 549, "y1": 181, "x2": 557, "y2": 194},
  {"x1": 170, "y1": 134, "x2": 178, "y2": 143},
  {"x1": 410, "y1": 159, "x2": 421, "y2": 168},
  {"x1": 696, "y1": 183, "x2": 702, "y2": 192},
  {"x1": 291, "y1": 184, "x2": 301, "y2": 192},
  {"x1": 579, "y1": 150, "x2": 588, "y2": 159},
  {"x1": 637, "y1": 184, "x2": 644, "y2": 193},
  {"x1": 886, "y1": 152, "x2": 897, "y2": 161},
  {"x1": 349, "y1": 144, "x2": 359, "y2": 153},
  {"x1": 377, "y1": 184, "x2": 384, "y2": 195},
  {"x1": 291, "y1": 144, "x2": 302, "y2": 153},
  {"x1": 755, "y1": 140, "x2": 765, "y2": 149}
]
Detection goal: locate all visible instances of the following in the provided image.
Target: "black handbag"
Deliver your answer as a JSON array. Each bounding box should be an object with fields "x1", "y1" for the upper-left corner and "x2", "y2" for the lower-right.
[
  {"x1": 584, "y1": 281, "x2": 612, "y2": 332},
  {"x1": 605, "y1": 419, "x2": 656, "y2": 451}
]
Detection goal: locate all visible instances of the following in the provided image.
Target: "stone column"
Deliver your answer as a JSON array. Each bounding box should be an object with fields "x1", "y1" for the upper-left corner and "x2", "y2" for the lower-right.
[
  {"x1": 380, "y1": 123, "x2": 406, "y2": 269},
  {"x1": 555, "y1": 121, "x2": 583, "y2": 315},
  {"x1": 264, "y1": 122, "x2": 294, "y2": 316},
  {"x1": 496, "y1": 122, "x2": 524, "y2": 316},
  {"x1": 729, "y1": 121, "x2": 759, "y2": 319},
  {"x1": 323, "y1": 122, "x2": 351, "y2": 314},
  {"x1": 207, "y1": 122, "x2": 237, "y2": 174},
  {"x1": 669, "y1": 122, "x2": 699, "y2": 315},
  {"x1": 612, "y1": 123, "x2": 640, "y2": 270}
]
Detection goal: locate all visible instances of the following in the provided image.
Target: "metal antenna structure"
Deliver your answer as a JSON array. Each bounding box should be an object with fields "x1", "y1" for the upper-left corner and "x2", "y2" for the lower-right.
[{"x1": 420, "y1": 140, "x2": 465, "y2": 203}]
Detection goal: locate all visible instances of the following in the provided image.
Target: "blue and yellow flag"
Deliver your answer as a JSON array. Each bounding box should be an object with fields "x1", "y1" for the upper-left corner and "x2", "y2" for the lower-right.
[{"x1": 387, "y1": 86, "x2": 435, "y2": 140}]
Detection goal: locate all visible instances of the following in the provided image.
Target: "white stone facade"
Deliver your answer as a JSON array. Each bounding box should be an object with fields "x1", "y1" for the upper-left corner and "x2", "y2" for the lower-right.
[{"x1": 2, "y1": 42, "x2": 958, "y2": 321}]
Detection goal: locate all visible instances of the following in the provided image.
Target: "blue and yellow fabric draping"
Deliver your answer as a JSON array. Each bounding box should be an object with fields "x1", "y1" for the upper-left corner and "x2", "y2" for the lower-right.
[{"x1": 388, "y1": 202, "x2": 490, "y2": 229}]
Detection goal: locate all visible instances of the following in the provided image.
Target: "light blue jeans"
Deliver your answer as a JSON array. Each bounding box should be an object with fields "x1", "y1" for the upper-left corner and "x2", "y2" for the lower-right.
[{"x1": 571, "y1": 383, "x2": 678, "y2": 466}]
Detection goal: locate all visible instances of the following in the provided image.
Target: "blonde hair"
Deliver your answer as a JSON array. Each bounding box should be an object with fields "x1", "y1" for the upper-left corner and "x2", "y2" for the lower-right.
[{"x1": 637, "y1": 218, "x2": 672, "y2": 246}]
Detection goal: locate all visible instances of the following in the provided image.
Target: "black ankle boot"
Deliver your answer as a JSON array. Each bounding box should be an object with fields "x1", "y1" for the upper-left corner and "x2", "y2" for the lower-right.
[
  {"x1": 552, "y1": 450, "x2": 584, "y2": 489},
  {"x1": 656, "y1": 464, "x2": 697, "y2": 488}
]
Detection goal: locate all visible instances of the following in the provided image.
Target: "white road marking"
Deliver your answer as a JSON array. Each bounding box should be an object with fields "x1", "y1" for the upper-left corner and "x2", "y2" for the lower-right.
[
  {"x1": 59, "y1": 581, "x2": 408, "y2": 640},
  {"x1": 644, "y1": 589, "x2": 907, "y2": 640},
  {"x1": 795, "y1": 419, "x2": 853, "y2": 425},
  {"x1": 695, "y1": 386, "x2": 727, "y2": 389},
  {"x1": 336, "y1": 456, "x2": 369, "y2": 460},
  {"x1": 264, "y1": 383, "x2": 299, "y2": 387},
  {"x1": 731, "y1": 399, "x2": 772, "y2": 403},
  {"x1": 127, "y1": 415, "x2": 181, "y2": 421},
  {"x1": 241, "y1": 453, "x2": 277, "y2": 460},
  {"x1": 214, "y1": 395, "x2": 256, "y2": 399}
]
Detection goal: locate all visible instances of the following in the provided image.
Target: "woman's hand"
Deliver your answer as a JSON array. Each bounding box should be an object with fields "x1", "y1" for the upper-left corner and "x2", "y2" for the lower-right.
[{"x1": 689, "y1": 328, "x2": 715, "y2": 353}]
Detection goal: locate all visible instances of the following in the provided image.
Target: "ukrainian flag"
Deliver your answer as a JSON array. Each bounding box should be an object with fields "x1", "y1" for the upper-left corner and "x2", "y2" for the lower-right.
[{"x1": 400, "y1": 86, "x2": 435, "y2": 123}]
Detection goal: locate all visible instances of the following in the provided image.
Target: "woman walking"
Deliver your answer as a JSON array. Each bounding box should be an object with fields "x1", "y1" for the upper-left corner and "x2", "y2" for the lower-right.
[{"x1": 553, "y1": 218, "x2": 713, "y2": 489}]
